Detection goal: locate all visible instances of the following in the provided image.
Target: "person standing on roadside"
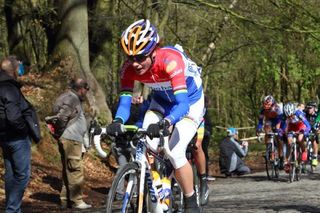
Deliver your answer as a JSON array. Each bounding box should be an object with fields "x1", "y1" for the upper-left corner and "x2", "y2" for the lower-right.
[
  {"x1": 52, "y1": 78, "x2": 92, "y2": 209},
  {"x1": 0, "y1": 55, "x2": 41, "y2": 213}
]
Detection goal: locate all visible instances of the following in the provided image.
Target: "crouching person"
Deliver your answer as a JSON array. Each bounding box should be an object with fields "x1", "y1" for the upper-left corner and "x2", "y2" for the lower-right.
[{"x1": 219, "y1": 127, "x2": 251, "y2": 177}]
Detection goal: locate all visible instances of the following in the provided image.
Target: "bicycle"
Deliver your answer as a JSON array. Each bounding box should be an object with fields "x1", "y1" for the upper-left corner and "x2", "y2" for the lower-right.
[
  {"x1": 264, "y1": 132, "x2": 280, "y2": 180},
  {"x1": 305, "y1": 131, "x2": 316, "y2": 174},
  {"x1": 104, "y1": 125, "x2": 200, "y2": 213},
  {"x1": 287, "y1": 132, "x2": 302, "y2": 183}
]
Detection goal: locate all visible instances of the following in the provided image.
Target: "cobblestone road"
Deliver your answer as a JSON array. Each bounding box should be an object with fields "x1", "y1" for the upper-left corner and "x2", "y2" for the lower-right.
[{"x1": 205, "y1": 169, "x2": 320, "y2": 213}]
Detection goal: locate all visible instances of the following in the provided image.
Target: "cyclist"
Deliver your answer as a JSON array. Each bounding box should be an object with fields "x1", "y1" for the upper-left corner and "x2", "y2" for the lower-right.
[
  {"x1": 135, "y1": 94, "x2": 209, "y2": 206},
  {"x1": 304, "y1": 101, "x2": 319, "y2": 167},
  {"x1": 283, "y1": 102, "x2": 311, "y2": 172},
  {"x1": 107, "y1": 19, "x2": 204, "y2": 212},
  {"x1": 256, "y1": 95, "x2": 285, "y2": 169}
]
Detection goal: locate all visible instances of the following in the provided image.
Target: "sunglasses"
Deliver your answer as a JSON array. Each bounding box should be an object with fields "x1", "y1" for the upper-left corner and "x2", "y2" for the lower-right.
[{"x1": 128, "y1": 54, "x2": 148, "y2": 63}]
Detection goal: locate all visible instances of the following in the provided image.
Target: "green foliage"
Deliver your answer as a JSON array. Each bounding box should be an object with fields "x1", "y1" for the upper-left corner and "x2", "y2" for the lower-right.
[{"x1": 1, "y1": 0, "x2": 320, "y2": 135}]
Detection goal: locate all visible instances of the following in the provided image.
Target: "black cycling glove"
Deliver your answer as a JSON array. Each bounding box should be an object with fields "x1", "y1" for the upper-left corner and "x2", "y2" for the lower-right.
[
  {"x1": 146, "y1": 119, "x2": 171, "y2": 139},
  {"x1": 106, "y1": 119, "x2": 124, "y2": 136}
]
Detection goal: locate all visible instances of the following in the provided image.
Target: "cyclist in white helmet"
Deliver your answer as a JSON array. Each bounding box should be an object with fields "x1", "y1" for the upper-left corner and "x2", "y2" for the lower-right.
[{"x1": 283, "y1": 102, "x2": 311, "y2": 172}]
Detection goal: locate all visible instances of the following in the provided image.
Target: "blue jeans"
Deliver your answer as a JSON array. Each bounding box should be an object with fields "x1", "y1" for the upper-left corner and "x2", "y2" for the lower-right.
[{"x1": 1, "y1": 137, "x2": 31, "y2": 213}]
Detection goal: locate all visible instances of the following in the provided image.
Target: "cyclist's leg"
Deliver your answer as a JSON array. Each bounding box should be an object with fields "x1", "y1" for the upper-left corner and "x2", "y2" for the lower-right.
[
  {"x1": 165, "y1": 118, "x2": 197, "y2": 194},
  {"x1": 297, "y1": 133, "x2": 307, "y2": 162},
  {"x1": 312, "y1": 132, "x2": 319, "y2": 166},
  {"x1": 192, "y1": 121, "x2": 209, "y2": 205},
  {"x1": 272, "y1": 120, "x2": 284, "y2": 168},
  {"x1": 193, "y1": 122, "x2": 206, "y2": 175},
  {"x1": 263, "y1": 122, "x2": 273, "y2": 146},
  {"x1": 165, "y1": 93, "x2": 204, "y2": 212},
  {"x1": 284, "y1": 134, "x2": 293, "y2": 172},
  {"x1": 165, "y1": 118, "x2": 199, "y2": 211},
  {"x1": 201, "y1": 134, "x2": 210, "y2": 177}
]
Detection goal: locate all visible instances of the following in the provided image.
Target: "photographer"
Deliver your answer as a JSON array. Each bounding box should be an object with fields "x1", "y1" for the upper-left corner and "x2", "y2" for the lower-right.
[{"x1": 219, "y1": 127, "x2": 250, "y2": 177}]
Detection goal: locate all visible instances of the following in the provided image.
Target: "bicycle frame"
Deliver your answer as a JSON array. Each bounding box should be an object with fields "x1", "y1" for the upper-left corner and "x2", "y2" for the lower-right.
[
  {"x1": 287, "y1": 132, "x2": 301, "y2": 182},
  {"x1": 122, "y1": 128, "x2": 172, "y2": 213},
  {"x1": 264, "y1": 132, "x2": 279, "y2": 180},
  {"x1": 305, "y1": 132, "x2": 315, "y2": 173}
]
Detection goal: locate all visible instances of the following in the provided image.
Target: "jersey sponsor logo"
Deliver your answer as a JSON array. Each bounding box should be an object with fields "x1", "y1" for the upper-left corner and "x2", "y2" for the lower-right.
[
  {"x1": 144, "y1": 82, "x2": 172, "y2": 91},
  {"x1": 166, "y1": 60, "x2": 178, "y2": 73},
  {"x1": 169, "y1": 68, "x2": 183, "y2": 78}
]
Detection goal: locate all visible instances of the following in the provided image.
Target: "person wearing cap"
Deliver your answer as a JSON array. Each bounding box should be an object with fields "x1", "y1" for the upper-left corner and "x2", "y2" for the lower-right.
[
  {"x1": 52, "y1": 78, "x2": 92, "y2": 209},
  {"x1": 219, "y1": 128, "x2": 250, "y2": 177}
]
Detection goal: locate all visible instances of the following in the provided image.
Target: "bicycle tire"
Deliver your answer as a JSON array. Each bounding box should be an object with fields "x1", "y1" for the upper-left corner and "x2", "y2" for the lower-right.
[
  {"x1": 106, "y1": 162, "x2": 143, "y2": 213},
  {"x1": 274, "y1": 149, "x2": 280, "y2": 179},
  {"x1": 289, "y1": 163, "x2": 295, "y2": 183},
  {"x1": 265, "y1": 144, "x2": 276, "y2": 180},
  {"x1": 192, "y1": 163, "x2": 201, "y2": 208},
  {"x1": 289, "y1": 145, "x2": 296, "y2": 183},
  {"x1": 308, "y1": 142, "x2": 314, "y2": 174}
]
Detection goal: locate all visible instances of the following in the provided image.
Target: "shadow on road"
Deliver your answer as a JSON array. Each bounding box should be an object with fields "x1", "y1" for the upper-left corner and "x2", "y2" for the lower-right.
[
  {"x1": 91, "y1": 186, "x2": 109, "y2": 195},
  {"x1": 42, "y1": 175, "x2": 62, "y2": 191},
  {"x1": 29, "y1": 192, "x2": 60, "y2": 204},
  {"x1": 265, "y1": 204, "x2": 320, "y2": 213}
]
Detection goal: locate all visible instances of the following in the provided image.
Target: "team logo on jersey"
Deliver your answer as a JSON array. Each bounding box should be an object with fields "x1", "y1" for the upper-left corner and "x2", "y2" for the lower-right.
[
  {"x1": 169, "y1": 68, "x2": 183, "y2": 78},
  {"x1": 166, "y1": 60, "x2": 177, "y2": 73}
]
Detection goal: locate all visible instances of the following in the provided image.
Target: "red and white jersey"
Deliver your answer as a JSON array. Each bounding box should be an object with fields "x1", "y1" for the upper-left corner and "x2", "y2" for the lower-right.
[{"x1": 120, "y1": 46, "x2": 203, "y2": 104}]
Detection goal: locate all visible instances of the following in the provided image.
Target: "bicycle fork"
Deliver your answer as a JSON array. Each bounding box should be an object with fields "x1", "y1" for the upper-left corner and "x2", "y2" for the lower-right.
[{"x1": 136, "y1": 148, "x2": 163, "y2": 213}]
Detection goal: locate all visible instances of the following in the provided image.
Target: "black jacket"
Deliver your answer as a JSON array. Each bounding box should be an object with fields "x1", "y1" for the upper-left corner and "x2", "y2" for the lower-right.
[{"x1": 0, "y1": 72, "x2": 40, "y2": 142}]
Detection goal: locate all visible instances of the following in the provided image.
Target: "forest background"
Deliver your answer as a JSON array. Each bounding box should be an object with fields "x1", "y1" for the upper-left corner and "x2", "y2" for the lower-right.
[
  {"x1": 0, "y1": 0, "x2": 320, "y2": 210},
  {"x1": 0, "y1": 0, "x2": 319, "y2": 132}
]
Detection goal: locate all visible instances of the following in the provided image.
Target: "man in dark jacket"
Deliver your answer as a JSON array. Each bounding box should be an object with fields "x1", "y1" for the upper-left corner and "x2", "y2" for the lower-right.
[
  {"x1": 219, "y1": 127, "x2": 250, "y2": 177},
  {"x1": 0, "y1": 55, "x2": 40, "y2": 213}
]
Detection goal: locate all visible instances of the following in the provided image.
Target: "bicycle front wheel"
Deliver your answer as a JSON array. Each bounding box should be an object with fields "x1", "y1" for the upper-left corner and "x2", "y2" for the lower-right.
[
  {"x1": 265, "y1": 145, "x2": 277, "y2": 180},
  {"x1": 106, "y1": 162, "x2": 141, "y2": 213}
]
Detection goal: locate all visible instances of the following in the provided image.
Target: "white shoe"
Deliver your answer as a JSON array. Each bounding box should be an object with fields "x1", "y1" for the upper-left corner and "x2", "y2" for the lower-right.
[
  {"x1": 74, "y1": 201, "x2": 92, "y2": 209},
  {"x1": 207, "y1": 176, "x2": 216, "y2": 181}
]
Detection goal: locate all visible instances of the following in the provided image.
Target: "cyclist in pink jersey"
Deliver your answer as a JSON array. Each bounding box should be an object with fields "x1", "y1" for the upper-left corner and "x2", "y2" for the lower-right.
[{"x1": 107, "y1": 19, "x2": 205, "y2": 212}]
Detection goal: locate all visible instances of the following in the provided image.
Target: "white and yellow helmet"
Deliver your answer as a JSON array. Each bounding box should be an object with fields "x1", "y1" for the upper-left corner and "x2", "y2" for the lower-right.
[{"x1": 121, "y1": 19, "x2": 160, "y2": 56}]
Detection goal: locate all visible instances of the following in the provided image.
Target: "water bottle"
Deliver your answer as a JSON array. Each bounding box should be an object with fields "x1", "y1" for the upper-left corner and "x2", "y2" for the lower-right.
[
  {"x1": 151, "y1": 170, "x2": 164, "y2": 213},
  {"x1": 152, "y1": 170, "x2": 162, "y2": 192},
  {"x1": 160, "y1": 177, "x2": 172, "y2": 211}
]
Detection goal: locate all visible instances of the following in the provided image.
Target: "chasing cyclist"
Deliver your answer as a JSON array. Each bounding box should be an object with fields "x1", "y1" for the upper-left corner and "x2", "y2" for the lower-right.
[
  {"x1": 256, "y1": 95, "x2": 285, "y2": 169},
  {"x1": 283, "y1": 102, "x2": 311, "y2": 172},
  {"x1": 304, "y1": 101, "x2": 319, "y2": 167},
  {"x1": 107, "y1": 19, "x2": 206, "y2": 212}
]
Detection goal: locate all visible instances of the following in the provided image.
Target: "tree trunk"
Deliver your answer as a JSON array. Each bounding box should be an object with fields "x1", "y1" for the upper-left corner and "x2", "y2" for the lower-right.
[
  {"x1": 0, "y1": 0, "x2": 9, "y2": 58},
  {"x1": 53, "y1": 0, "x2": 111, "y2": 123}
]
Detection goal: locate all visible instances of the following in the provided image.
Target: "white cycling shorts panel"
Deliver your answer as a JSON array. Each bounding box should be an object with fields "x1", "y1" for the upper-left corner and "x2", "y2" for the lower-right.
[{"x1": 142, "y1": 94, "x2": 204, "y2": 169}]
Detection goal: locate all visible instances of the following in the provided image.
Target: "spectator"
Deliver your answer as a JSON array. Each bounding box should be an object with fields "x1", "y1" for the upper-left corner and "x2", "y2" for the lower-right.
[
  {"x1": 219, "y1": 127, "x2": 250, "y2": 177},
  {"x1": 0, "y1": 55, "x2": 40, "y2": 213},
  {"x1": 52, "y1": 78, "x2": 91, "y2": 209}
]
